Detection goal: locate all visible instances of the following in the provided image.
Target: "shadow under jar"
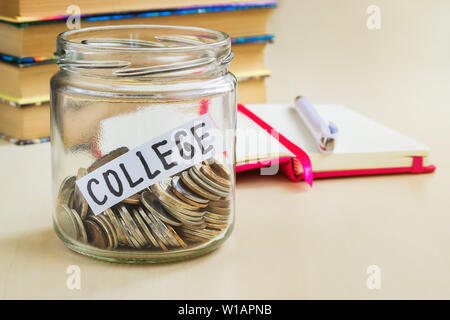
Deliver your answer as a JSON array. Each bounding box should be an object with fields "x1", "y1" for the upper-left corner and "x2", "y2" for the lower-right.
[{"x1": 51, "y1": 25, "x2": 237, "y2": 263}]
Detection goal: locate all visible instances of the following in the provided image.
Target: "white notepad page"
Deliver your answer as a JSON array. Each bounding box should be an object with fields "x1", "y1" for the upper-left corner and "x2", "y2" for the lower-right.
[{"x1": 236, "y1": 104, "x2": 430, "y2": 172}]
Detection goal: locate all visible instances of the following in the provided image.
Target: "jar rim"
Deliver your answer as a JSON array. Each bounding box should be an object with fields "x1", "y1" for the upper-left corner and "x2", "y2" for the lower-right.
[{"x1": 57, "y1": 24, "x2": 231, "y2": 54}]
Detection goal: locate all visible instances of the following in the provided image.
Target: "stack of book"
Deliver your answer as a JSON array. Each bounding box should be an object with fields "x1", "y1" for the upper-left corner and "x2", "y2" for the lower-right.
[{"x1": 0, "y1": 0, "x2": 276, "y2": 144}]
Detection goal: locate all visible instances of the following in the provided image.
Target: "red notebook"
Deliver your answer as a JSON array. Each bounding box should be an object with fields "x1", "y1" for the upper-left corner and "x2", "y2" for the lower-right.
[{"x1": 236, "y1": 103, "x2": 435, "y2": 184}]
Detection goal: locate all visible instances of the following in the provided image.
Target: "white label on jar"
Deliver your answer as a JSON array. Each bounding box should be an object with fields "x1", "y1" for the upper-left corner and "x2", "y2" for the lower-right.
[{"x1": 76, "y1": 114, "x2": 223, "y2": 215}]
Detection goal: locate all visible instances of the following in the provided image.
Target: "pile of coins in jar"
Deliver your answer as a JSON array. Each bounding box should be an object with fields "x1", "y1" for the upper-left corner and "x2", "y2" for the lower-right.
[{"x1": 55, "y1": 147, "x2": 232, "y2": 251}]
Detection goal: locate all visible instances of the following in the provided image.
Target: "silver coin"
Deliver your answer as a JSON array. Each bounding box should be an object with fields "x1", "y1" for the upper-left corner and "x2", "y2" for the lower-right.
[
  {"x1": 180, "y1": 171, "x2": 221, "y2": 201},
  {"x1": 57, "y1": 176, "x2": 75, "y2": 206},
  {"x1": 147, "y1": 210, "x2": 179, "y2": 247},
  {"x1": 55, "y1": 204, "x2": 80, "y2": 241},
  {"x1": 208, "y1": 199, "x2": 231, "y2": 208},
  {"x1": 161, "y1": 203, "x2": 205, "y2": 222},
  {"x1": 97, "y1": 213, "x2": 119, "y2": 249},
  {"x1": 89, "y1": 214, "x2": 115, "y2": 249},
  {"x1": 160, "y1": 199, "x2": 205, "y2": 218},
  {"x1": 117, "y1": 205, "x2": 148, "y2": 247},
  {"x1": 206, "y1": 205, "x2": 230, "y2": 215},
  {"x1": 193, "y1": 164, "x2": 230, "y2": 192},
  {"x1": 152, "y1": 217, "x2": 180, "y2": 248},
  {"x1": 204, "y1": 211, "x2": 230, "y2": 221},
  {"x1": 181, "y1": 228, "x2": 218, "y2": 240},
  {"x1": 75, "y1": 168, "x2": 89, "y2": 219},
  {"x1": 87, "y1": 146, "x2": 129, "y2": 173},
  {"x1": 180, "y1": 229, "x2": 213, "y2": 241},
  {"x1": 168, "y1": 212, "x2": 206, "y2": 228},
  {"x1": 115, "y1": 210, "x2": 141, "y2": 249},
  {"x1": 132, "y1": 207, "x2": 159, "y2": 248},
  {"x1": 141, "y1": 190, "x2": 182, "y2": 226},
  {"x1": 188, "y1": 168, "x2": 229, "y2": 197},
  {"x1": 171, "y1": 175, "x2": 209, "y2": 204},
  {"x1": 104, "y1": 208, "x2": 128, "y2": 246},
  {"x1": 71, "y1": 208, "x2": 88, "y2": 243},
  {"x1": 144, "y1": 208, "x2": 172, "y2": 247},
  {"x1": 151, "y1": 179, "x2": 200, "y2": 211}
]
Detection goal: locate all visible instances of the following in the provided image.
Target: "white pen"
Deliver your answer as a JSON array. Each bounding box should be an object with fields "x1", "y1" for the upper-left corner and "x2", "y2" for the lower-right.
[{"x1": 294, "y1": 95, "x2": 338, "y2": 153}]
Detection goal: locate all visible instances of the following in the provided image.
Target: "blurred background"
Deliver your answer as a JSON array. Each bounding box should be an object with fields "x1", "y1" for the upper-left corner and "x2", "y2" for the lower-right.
[
  {"x1": 269, "y1": 3, "x2": 450, "y2": 212},
  {"x1": 0, "y1": 0, "x2": 448, "y2": 158},
  {"x1": 266, "y1": 0, "x2": 449, "y2": 157}
]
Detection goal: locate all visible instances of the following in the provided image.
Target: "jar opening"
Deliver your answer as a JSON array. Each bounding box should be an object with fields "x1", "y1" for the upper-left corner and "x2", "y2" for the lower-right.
[{"x1": 56, "y1": 25, "x2": 232, "y2": 78}]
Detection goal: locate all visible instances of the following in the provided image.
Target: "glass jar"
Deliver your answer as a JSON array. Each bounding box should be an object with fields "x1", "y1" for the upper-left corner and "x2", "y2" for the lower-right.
[{"x1": 50, "y1": 25, "x2": 236, "y2": 263}]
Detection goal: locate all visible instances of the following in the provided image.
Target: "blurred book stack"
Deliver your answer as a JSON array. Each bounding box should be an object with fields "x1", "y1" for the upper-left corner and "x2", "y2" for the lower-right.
[{"x1": 0, "y1": 0, "x2": 276, "y2": 144}]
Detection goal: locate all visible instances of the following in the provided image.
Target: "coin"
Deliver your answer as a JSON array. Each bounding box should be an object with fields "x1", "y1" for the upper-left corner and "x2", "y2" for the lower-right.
[
  {"x1": 204, "y1": 215, "x2": 229, "y2": 224},
  {"x1": 132, "y1": 207, "x2": 159, "y2": 248},
  {"x1": 193, "y1": 164, "x2": 230, "y2": 192},
  {"x1": 116, "y1": 212, "x2": 141, "y2": 249},
  {"x1": 167, "y1": 212, "x2": 204, "y2": 225},
  {"x1": 84, "y1": 219, "x2": 108, "y2": 249},
  {"x1": 55, "y1": 204, "x2": 85, "y2": 242},
  {"x1": 171, "y1": 176, "x2": 209, "y2": 204},
  {"x1": 171, "y1": 187, "x2": 209, "y2": 208},
  {"x1": 160, "y1": 199, "x2": 205, "y2": 218},
  {"x1": 75, "y1": 167, "x2": 89, "y2": 219},
  {"x1": 208, "y1": 159, "x2": 231, "y2": 180},
  {"x1": 206, "y1": 205, "x2": 230, "y2": 215},
  {"x1": 141, "y1": 190, "x2": 182, "y2": 226},
  {"x1": 68, "y1": 189, "x2": 75, "y2": 209},
  {"x1": 89, "y1": 215, "x2": 114, "y2": 249},
  {"x1": 183, "y1": 226, "x2": 221, "y2": 237},
  {"x1": 166, "y1": 225, "x2": 188, "y2": 248},
  {"x1": 104, "y1": 208, "x2": 128, "y2": 246},
  {"x1": 55, "y1": 204, "x2": 78, "y2": 239},
  {"x1": 71, "y1": 208, "x2": 88, "y2": 243},
  {"x1": 202, "y1": 158, "x2": 215, "y2": 166},
  {"x1": 180, "y1": 171, "x2": 221, "y2": 201},
  {"x1": 87, "y1": 146, "x2": 129, "y2": 173},
  {"x1": 200, "y1": 164, "x2": 231, "y2": 187},
  {"x1": 117, "y1": 205, "x2": 148, "y2": 247},
  {"x1": 161, "y1": 204, "x2": 205, "y2": 224},
  {"x1": 148, "y1": 211, "x2": 179, "y2": 247},
  {"x1": 151, "y1": 179, "x2": 200, "y2": 211},
  {"x1": 144, "y1": 209, "x2": 171, "y2": 249},
  {"x1": 188, "y1": 168, "x2": 229, "y2": 197},
  {"x1": 179, "y1": 230, "x2": 210, "y2": 242},
  {"x1": 204, "y1": 211, "x2": 229, "y2": 221},
  {"x1": 57, "y1": 154, "x2": 233, "y2": 251},
  {"x1": 97, "y1": 214, "x2": 119, "y2": 249},
  {"x1": 123, "y1": 205, "x2": 150, "y2": 248},
  {"x1": 180, "y1": 221, "x2": 208, "y2": 231},
  {"x1": 205, "y1": 222, "x2": 228, "y2": 230},
  {"x1": 182, "y1": 234, "x2": 209, "y2": 243},
  {"x1": 58, "y1": 175, "x2": 75, "y2": 194},
  {"x1": 208, "y1": 199, "x2": 230, "y2": 208},
  {"x1": 136, "y1": 207, "x2": 161, "y2": 248},
  {"x1": 57, "y1": 176, "x2": 75, "y2": 206},
  {"x1": 158, "y1": 223, "x2": 180, "y2": 248},
  {"x1": 122, "y1": 193, "x2": 141, "y2": 205},
  {"x1": 156, "y1": 239, "x2": 169, "y2": 252},
  {"x1": 162, "y1": 204, "x2": 205, "y2": 223}
]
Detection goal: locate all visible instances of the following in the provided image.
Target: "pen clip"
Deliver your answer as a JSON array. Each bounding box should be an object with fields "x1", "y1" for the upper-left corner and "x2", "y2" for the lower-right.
[{"x1": 294, "y1": 96, "x2": 338, "y2": 153}]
